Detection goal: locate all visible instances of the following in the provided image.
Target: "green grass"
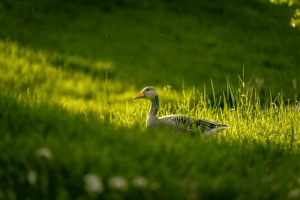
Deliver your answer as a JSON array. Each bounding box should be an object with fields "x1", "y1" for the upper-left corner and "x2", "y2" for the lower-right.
[
  {"x1": 1, "y1": 39, "x2": 299, "y2": 146},
  {"x1": 0, "y1": 0, "x2": 300, "y2": 99},
  {"x1": 1, "y1": 79, "x2": 300, "y2": 199},
  {"x1": 1, "y1": 49, "x2": 300, "y2": 198},
  {"x1": 1, "y1": 0, "x2": 300, "y2": 199}
]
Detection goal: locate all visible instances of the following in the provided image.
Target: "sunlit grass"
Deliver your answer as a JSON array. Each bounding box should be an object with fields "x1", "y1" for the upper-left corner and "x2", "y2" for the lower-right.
[
  {"x1": 1, "y1": 39, "x2": 299, "y2": 148},
  {"x1": 1, "y1": 1, "x2": 300, "y2": 198},
  {"x1": 0, "y1": 39, "x2": 133, "y2": 113},
  {"x1": 270, "y1": 0, "x2": 300, "y2": 29},
  {"x1": 1, "y1": 0, "x2": 300, "y2": 101},
  {"x1": 1, "y1": 40, "x2": 300, "y2": 200}
]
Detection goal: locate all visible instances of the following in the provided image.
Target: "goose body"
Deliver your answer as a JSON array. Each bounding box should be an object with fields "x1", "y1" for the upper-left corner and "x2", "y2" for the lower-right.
[{"x1": 133, "y1": 86, "x2": 229, "y2": 136}]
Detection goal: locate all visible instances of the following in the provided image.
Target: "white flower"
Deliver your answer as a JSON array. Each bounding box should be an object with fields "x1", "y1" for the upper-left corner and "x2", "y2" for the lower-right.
[
  {"x1": 84, "y1": 173, "x2": 104, "y2": 196},
  {"x1": 288, "y1": 188, "x2": 300, "y2": 198},
  {"x1": 37, "y1": 148, "x2": 52, "y2": 160},
  {"x1": 108, "y1": 176, "x2": 128, "y2": 191},
  {"x1": 27, "y1": 170, "x2": 38, "y2": 185},
  {"x1": 132, "y1": 176, "x2": 148, "y2": 189}
]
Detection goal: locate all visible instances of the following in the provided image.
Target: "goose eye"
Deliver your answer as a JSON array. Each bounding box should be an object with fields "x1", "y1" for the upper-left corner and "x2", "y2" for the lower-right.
[{"x1": 146, "y1": 89, "x2": 149, "y2": 91}]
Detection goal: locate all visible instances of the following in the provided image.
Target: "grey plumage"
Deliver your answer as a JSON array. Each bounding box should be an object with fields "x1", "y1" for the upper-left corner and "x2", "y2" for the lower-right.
[{"x1": 133, "y1": 86, "x2": 229, "y2": 136}]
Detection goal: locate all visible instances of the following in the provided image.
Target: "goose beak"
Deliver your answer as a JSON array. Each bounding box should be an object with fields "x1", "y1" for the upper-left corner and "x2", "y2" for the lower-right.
[{"x1": 133, "y1": 91, "x2": 145, "y2": 99}]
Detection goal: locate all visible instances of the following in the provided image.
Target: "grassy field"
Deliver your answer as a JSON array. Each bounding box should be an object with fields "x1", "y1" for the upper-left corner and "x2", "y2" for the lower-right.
[
  {"x1": 1, "y1": 0, "x2": 300, "y2": 199},
  {"x1": 1, "y1": 78, "x2": 300, "y2": 200},
  {"x1": 2, "y1": 59, "x2": 300, "y2": 200},
  {"x1": 1, "y1": 0, "x2": 300, "y2": 99}
]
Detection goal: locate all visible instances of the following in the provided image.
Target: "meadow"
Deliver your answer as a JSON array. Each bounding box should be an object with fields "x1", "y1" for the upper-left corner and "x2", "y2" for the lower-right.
[{"x1": 1, "y1": 0, "x2": 300, "y2": 199}]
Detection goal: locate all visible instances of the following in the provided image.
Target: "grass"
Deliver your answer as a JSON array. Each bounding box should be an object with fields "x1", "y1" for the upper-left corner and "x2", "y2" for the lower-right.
[
  {"x1": 1, "y1": 44, "x2": 300, "y2": 198},
  {"x1": 1, "y1": 0, "x2": 300, "y2": 199},
  {"x1": 1, "y1": 76, "x2": 300, "y2": 199},
  {"x1": 2, "y1": 36, "x2": 299, "y2": 145},
  {"x1": 0, "y1": 0, "x2": 300, "y2": 99}
]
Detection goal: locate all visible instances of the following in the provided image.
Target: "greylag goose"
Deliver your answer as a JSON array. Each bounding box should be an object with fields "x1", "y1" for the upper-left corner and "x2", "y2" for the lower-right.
[{"x1": 133, "y1": 86, "x2": 229, "y2": 136}]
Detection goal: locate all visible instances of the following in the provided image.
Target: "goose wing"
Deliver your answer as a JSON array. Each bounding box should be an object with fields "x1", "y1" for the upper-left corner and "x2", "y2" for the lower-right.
[{"x1": 159, "y1": 115, "x2": 224, "y2": 134}]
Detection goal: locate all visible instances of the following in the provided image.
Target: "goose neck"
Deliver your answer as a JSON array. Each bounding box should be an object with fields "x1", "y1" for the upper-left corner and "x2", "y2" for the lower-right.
[{"x1": 149, "y1": 96, "x2": 159, "y2": 118}]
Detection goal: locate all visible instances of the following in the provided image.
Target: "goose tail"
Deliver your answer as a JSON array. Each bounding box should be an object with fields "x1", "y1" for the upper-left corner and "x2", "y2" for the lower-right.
[{"x1": 203, "y1": 125, "x2": 230, "y2": 137}]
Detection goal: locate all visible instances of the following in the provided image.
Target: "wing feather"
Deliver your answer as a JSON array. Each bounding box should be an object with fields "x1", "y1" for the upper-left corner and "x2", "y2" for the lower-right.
[{"x1": 159, "y1": 115, "x2": 226, "y2": 135}]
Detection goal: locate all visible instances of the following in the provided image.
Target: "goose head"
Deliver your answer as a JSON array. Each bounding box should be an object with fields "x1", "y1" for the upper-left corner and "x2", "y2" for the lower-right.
[{"x1": 133, "y1": 86, "x2": 158, "y2": 100}]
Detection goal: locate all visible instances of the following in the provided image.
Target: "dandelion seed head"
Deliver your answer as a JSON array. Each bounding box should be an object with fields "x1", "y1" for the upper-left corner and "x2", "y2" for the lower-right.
[
  {"x1": 84, "y1": 173, "x2": 104, "y2": 196},
  {"x1": 37, "y1": 148, "x2": 52, "y2": 160},
  {"x1": 28, "y1": 170, "x2": 38, "y2": 185},
  {"x1": 132, "y1": 176, "x2": 148, "y2": 189},
  {"x1": 289, "y1": 188, "x2": 300, "y2": 198},
  {"x1": 108, "y1": 176, "x2": 128, "y2": 191}
]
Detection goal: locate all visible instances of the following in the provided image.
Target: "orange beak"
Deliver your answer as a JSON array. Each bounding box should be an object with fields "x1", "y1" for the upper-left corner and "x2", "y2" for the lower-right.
[{"x1": 133, "y1": 91, "x2": 145, "y2": 99}]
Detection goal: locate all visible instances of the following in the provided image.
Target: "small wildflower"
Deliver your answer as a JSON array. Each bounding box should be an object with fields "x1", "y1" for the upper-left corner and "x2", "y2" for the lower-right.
[
  {"x1": 288, "y1": 188, "x2": 300, "y2": 198},
  {"x1": 28, "y1": 170, "x2": 38, "y2": 185},
  {"x1": 132, "y1": 176, "x2": 148, "y2": 189},
  {"x1": 37, "y1": 148, "x2": 52, "y2": 160},
  {"x1": 164, "y1": 85, "x2": 172, "y2": 91},
  {"x1": 108, "y1": 176, "x2": 128, "y2": 191},
  {"x1": 84, "y1": 173, "x2": 104, "y2": 196}
]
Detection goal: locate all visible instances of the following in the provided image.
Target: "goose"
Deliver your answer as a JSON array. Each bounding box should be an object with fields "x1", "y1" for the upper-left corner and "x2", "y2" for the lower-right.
[{"x1": 133, "y1": 86, "x2": 229, "y2": 136}]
